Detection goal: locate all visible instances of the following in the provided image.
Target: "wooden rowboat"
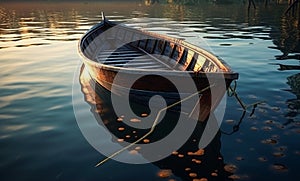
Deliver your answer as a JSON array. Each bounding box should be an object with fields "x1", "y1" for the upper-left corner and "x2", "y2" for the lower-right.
[{"x1": 78, "y1": 13, "x2": 238, "y2": 122}]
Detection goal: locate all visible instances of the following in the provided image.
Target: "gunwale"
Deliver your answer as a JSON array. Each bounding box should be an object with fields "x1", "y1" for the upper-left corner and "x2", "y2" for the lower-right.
[
  {"x1": 78, "y1": 14, "x2": 239, "y2": 122},
  {"x1": 78, "y1": 16, "x2": 238, "y2": 80}
]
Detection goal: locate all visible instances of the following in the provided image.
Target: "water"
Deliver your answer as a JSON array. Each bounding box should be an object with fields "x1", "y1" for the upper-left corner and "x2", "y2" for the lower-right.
[{"x1": 0, "y1": 1, "x2": 300, "y2": 180}]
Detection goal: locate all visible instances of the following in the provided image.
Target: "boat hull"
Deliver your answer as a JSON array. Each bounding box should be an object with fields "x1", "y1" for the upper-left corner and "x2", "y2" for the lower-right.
[
  {"x1": 79, "y1": 15, "x2": 238, "y2": 122},
  {"x1": 84, "y1": 61, "x2": 233, "y2": 122}
]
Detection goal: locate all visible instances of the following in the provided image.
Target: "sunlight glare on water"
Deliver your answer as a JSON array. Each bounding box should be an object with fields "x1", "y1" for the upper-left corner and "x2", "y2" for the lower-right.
[{"x1": 0, "y1": 1, "x2": 299, "y2": 181}]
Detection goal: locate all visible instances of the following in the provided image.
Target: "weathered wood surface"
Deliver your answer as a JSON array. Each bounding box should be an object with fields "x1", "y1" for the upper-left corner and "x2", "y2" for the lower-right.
[{"x1": 78, "y1": 15, "x2": 239, "y2": 122}]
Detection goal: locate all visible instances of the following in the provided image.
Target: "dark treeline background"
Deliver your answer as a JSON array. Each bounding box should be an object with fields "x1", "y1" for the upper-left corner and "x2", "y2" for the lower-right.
[{"x1": 0, "y1": 0, "x2": 275, "y2": 2}]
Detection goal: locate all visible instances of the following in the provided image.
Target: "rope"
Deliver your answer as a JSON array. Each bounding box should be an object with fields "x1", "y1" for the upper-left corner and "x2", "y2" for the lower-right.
[
  {"x1": 95, "y1": 84, "x2": 214, "y2": 167},
  {"x1": 221, "y1": 81, "x2": 265, "y2": 135}
]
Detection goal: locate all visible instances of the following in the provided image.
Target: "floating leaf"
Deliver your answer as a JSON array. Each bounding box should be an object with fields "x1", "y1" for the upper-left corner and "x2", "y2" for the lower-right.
[
  {"x1": 258, "y1": 157, "x2": 268, "y2": 162},
  {"x1": 125, "y1": 135, "x2": 131, "y2": 138},
  {"x1": 135, "y1": 146, "x2": 141, "y2": 150},
  {"x1": 129, "y1": 150, "x2": 138, "y2": 155},
  {"x1": 262, "y1": 126, "x2": 272, "y2": 131},
  {"x1": 261, "y1": 138, "x2": 277, "y2": 145},
  {"x1": 271, "y1": 164, "x2": 288, "y2": 172},
  {"x1": 271, "y1": 107, "x2": 280, "y2": 111},
  {"x1": 272, "y1": 152, "x2": 285, "y2": 158},
  {"x1": 117, "y1": 138, "x2": 124, "y2": 142},
  {"x1": 187, "y1": 149, "x2": 205, "y2": 156},
  {"x1": 275, "y1": 146, "x2": 287, "y2": 152},
  {"x1": 225, "y1": 119, "x2": 235, "y2": 124},
  {"x1": 250, "y1": 126, "x2": 258, "y2": 131},
  {"x1": 157, "y1": 169, "x2": 172, "y2": 178},
  {"x1": 228, "y1": 174, "x2": 241, "y2": 180},
  {"x1": 143, "y1": 139, "x2": 150, "y2": 143},
  {"x1": 172, "y1": 151, "x2": 178, "y2": 155},
  {"x1": 141, "y1": 113, "x2": 148, "y2": 117},
  {"x1": 211, "y1": 172, "x2": 218, "y2": 177},
  {"x1": 178, "y1": 154, "x2": 184, "y2": 158},
  {"x1": 264, "y1": 120, "x2": 274, "y2": 124},
  {"x1": 192, "y1": 159, "x2": 202, "y2": 164},
  {"x1": 224, "y1": 164, "x2": 237, "y2": 173},
  {"x1": 130, "y1": 118, "x2": 141, "y2": 123},
  {"x1": 189, "y1": 173, "x2": 197, "y2": 178},
  {"x1": 118, "y1": 127, "x2": 125, "y2": 131},
  {"x1": 185, "y1": 167, "x2": 191, "y2": 171}
]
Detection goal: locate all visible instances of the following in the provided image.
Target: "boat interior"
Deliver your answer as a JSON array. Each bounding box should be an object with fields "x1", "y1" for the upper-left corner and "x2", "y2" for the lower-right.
[{"x1": 81, "y1": 21, "x2": 230, "y2": 73}]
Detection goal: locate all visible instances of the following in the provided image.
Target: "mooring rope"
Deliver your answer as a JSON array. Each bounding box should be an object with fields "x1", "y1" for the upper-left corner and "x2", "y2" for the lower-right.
[
  {"x1": 222, "y1": 81, "x2": 265, "y2": 135},
  {"x1": 95, "y1": 84, "x2": 214, "y2": 167}
]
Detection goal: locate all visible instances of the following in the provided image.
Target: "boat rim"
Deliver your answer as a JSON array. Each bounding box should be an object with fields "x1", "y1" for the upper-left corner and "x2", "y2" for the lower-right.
[{"x1": 78, "y1": 16, "x2": 238, "y2": 78}]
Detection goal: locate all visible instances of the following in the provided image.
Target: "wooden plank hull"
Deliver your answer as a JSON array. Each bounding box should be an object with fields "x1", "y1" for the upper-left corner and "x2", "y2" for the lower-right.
[
  {"x1": 84, "y1": 60, "x2": 233, "y2": 122},
  {"x1": 79, "y1": 14, "x2": 238, "y2": 122}
]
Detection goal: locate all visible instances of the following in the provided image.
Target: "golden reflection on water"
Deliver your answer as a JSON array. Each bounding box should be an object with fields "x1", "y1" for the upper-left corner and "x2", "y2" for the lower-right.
[
  {"x1": 0, "y1": 1, "x2": 299, "y2": 180},
  {"x1": 79, "y1": 65, "x2": 234, "y2": 181}
]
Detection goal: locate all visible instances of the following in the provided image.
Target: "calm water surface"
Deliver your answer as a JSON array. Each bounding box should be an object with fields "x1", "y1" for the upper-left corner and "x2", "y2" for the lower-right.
[{"x1": 0, "y1": 1, "x2": 299, "y2": 180}]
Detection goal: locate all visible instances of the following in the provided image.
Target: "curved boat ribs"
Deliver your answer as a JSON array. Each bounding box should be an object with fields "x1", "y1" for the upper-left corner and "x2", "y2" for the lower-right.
[{"x1": 78, "y1": 14, "x2": 239, "y2": 122}]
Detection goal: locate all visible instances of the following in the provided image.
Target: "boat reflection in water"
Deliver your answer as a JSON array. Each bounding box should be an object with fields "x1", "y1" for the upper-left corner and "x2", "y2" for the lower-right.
[{"x1": 79, "y1": 65, "x2": 235, "y2": 180}]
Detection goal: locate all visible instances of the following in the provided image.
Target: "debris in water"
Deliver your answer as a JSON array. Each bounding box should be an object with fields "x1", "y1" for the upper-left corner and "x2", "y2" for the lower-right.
[
  {"x1": 135, "y1": 146, "x2": 141, "y2": 150},
  {"x1": 264, "y1": 120, "x2": 274, "y2": 124},
  {"x1": 225, "y1": 119, "x2": 235, "y2": 124},
  {"x1": 185, "y1": 168, "x2": 191, "y2": 171},
  {"x1": 130, "y1": 118, "x2": 141, "y2": 123},
  {"x1": 125, "y1": 135, "x2": 131, "y2": 138},
  {"x1": 129, "y1": 150, "x2": 138, "y2": 155},
  {"x1": 275, "y1": 146, "x2": 287, "y2": 152},
  {"x1": 258, "y1": 157, "x2": 268, "y2": 162},
  {"x1": 250, "y1": 126, "x2": 258, "y2": 131},
  {"x1": 117, "y1": 138, "x2": 124, "y2": 142},
  {"x1": 157, "y1": 169, "x2": 172, "y2": 178},
  {"x1": 118, "y1": 127, "x2": 125, "y2": 131},
  {"x1": 261, "y1": 138, "x2": 277, "y2": 145},
  {"x1": 187, "y1": 149, "x2": 205, "y2": 156},
  {"x1": 271, "y1": 107, "x2": 280, "y2": 111},
  {"x1": 172, "y1": 151, "x2": 178, "y2": 155},
  {"x1": 272, "y1": 152, "x2": 285, "y2": 158},
  {"x1": 224, "y1": 164, "x2": 237, "y2": 173},
  {"x1": 228, "y1": 174, "x2": 241, "y2": 180},
  {"x1": 192, "y1": 159, "x2": 202, "y2": 164},
  {"x1": 141, "y1": 113, "x2": 148, "y2": 117},
  {"x1": 211, "y1": 172, "x2": 218, "y2": 177},
  {"x1": 178, "y1": 154, "x2": 184, "y2": 158},
  {"x1": 262, "y1": 126, "x2": 272, "y2": 131},
  {"x1": 271, "y1": 163, "x2": 288, "y2": 172},
  {"x1": 143, "y1": 139, "x2": 150, "y2": 143},
  {"x1": 189, "y1": 173, "x2": 197, "y2": 177}
]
